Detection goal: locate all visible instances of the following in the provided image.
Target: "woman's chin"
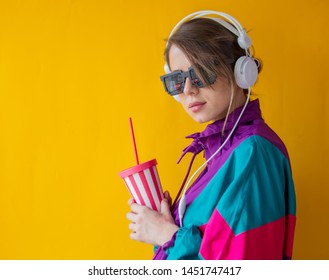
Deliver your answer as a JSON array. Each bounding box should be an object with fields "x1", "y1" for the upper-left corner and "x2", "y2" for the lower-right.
[{"x1": 191, "y1": 115, "x2": 210, "y2": 124}]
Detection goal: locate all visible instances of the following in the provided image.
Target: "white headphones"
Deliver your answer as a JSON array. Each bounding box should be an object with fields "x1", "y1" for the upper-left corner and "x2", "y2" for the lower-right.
[{"x1": 164, "y1": 10, "x2": 259, "y2": 102}]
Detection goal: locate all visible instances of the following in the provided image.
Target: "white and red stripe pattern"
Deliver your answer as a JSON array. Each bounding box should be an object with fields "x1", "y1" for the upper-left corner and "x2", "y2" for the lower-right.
[{"x1": 119, "y1": 159, "x2": 163, "y2": 211}]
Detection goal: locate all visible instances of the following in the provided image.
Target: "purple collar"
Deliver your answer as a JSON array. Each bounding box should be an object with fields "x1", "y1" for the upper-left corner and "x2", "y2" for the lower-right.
[{"x1": 177, "y1": 99, "x2": 263, "y2": 163}]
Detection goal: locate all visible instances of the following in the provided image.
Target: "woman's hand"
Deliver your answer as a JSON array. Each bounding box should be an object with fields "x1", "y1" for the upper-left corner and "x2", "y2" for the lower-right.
[{"x1": 126, "y1": 191, "x2": 179, "y2": 246}]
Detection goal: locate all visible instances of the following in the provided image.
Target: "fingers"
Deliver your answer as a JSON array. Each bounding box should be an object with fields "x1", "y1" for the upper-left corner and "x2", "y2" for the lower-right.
[
  {"x1": 130, "y1": 202, "x2": 146, "y2": 214},
  {"x1": 160, "y1": 198, "x2": 171, "y2": 216},
  {"x1": 128, "y1": 222, "x2": 137, "y2": 232},
  {"x1": 163, "y1": 191, "x2": 172, "y2": 205},
  {"x1": 163, "y1": 190, "x2": 170, "y2": 199},
  {"x1": 127, "y1": 202, "x2": 151, "y2": 221},
  {"x1": 128, "y1": 199, "x2": 145, "y2": 214},
  {"x1": 129, "y1": 232, "x2": 139, "y2": 241},
  {"x1": 126, "y1": 211, "x2": 136, "y2": 222},
  {"x1": 128, "y1": 198, "x2": 135, "y2": 206}
]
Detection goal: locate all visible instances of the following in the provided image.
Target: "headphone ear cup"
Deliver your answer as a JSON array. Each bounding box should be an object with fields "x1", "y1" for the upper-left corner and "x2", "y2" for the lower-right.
[
  {"x1": 164, "y1": 63, "x2": 171, "y2": 74},
  {"x1": 234, "y1": 56, "x2": 258, "y2": 89}
]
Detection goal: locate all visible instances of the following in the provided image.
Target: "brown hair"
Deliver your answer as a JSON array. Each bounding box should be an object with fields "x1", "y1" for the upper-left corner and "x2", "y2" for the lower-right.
[{"x1": 164, "y1": 18, "x2": 262, "y2": 90}]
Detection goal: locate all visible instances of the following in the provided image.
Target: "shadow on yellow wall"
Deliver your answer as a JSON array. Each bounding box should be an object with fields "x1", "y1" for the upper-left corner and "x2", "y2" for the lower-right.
[{"x1": 0, "y1": 0, "x2": 328, "y2": 259}]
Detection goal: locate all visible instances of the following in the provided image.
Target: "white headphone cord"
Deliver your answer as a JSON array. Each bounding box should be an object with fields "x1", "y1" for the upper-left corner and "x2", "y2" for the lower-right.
[{"x1": 178, "y1": 87, "x2": 251, "y2": 226}]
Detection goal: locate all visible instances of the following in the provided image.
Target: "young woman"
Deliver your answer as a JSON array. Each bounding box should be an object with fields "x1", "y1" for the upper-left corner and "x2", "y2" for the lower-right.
[{"x1": 126, "y1": 11, "x2": 296, "y2": 260}]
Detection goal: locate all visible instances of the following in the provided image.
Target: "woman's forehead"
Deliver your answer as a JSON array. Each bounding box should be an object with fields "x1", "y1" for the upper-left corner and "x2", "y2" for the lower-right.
[{"x1": 168, "y1": 45, "x2": 191, "y2": 72}]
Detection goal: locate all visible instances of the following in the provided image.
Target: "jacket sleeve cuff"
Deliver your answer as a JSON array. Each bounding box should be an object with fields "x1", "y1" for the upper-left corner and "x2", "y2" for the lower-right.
[{"x1": 165, "y1": 224, "x2": 202, "y2": 260}]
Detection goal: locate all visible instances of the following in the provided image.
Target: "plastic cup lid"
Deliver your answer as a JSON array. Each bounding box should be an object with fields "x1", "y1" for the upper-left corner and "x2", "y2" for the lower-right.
[{"x1": 119, "y1": 159, "x2": 157, "y2": 178}]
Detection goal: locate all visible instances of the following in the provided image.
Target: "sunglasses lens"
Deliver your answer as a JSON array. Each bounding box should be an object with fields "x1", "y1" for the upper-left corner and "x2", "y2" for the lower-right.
[
  {"x1": 161, "y1": 67, "x2": 217, "y2": 96},
  {"x1": 163, "y1": 72, "x2": 184, "y2": 95},
  {"x1": 190, "y1": 68, "x2": 216, "y2": 87},
  {"x1": 207, "y1": 74, "x2": 217, "y2": 85},
  {"x1": 189, "y1": 68, "x2": 204, "y2": 87}
]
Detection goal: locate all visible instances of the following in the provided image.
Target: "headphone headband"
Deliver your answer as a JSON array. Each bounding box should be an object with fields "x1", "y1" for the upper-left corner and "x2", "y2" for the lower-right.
[{"x1": 166, "y1": 10, "x2": 251, "y2": 51}]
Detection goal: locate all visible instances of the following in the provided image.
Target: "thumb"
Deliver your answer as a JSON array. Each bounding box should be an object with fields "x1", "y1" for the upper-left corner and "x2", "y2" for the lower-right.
[
  {"x1": 160, "y1": 198, "x2": 171, "y2": 216},
  {"x1": 163, "y1": 191, "x2": 172, "y2": 206}
]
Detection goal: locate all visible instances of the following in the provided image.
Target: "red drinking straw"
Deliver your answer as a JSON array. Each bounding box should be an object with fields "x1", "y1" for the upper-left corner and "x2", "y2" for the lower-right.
[{"x1": 129, "y1": 117, "x2": 139, "y2": 165}]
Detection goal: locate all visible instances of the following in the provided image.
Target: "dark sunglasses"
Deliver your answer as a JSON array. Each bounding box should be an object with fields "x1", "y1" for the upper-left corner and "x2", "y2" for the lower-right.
[{"x1": 160, "y1": 67, "x2": 216, "y2": 96}]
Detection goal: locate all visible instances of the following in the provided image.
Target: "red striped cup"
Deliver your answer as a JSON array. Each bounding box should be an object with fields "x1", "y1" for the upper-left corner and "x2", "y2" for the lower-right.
[{"x1": 119, "y1": 159, "x2": 164, "y2": 211}]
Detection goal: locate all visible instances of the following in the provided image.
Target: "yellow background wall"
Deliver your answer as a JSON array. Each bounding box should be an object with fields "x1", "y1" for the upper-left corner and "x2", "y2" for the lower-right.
[{"x1": 0, "y1": 0, "x2": 328, "y2": 260}]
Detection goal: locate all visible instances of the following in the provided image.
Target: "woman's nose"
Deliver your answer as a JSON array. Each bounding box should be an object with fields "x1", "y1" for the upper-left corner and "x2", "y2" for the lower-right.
[{"x1": 183, "y1": 78, "x2": 199, "y2": 96}]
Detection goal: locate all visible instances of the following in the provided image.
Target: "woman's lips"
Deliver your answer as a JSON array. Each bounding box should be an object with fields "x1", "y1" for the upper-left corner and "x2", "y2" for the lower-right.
[{"x1": 188, "y1": 102, "x2": 206, "y2": 113}]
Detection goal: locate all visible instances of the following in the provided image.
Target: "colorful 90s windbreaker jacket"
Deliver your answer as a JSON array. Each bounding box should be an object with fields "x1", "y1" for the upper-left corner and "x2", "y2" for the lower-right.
[{"x1": 153, "y1": 99, "x2": 296, "y2": 260}]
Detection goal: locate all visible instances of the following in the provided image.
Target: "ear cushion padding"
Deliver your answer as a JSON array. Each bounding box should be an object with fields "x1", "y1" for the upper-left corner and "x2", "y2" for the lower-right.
[{"x1": 234, "y1": 56, "x2": 258, "y2": 89}]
